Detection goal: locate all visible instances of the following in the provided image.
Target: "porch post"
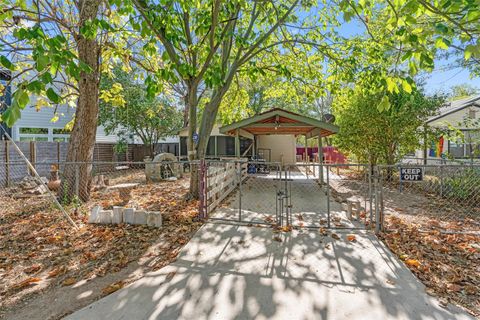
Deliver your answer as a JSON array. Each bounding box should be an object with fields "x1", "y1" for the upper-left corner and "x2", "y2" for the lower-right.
[
  {"x1": 235, "y1": 129, "x2": 240, "y2": 158},
  {"x1": 252, "y1": 135, "x2": 256, "y2": 159},
  {"x1": 318, "y1": 132, "x2": 324, "y2": 184},
  {"x1": 214, "y1": 136, "x2": 218, "y2": 157},
  {"x1": 304, "y1": 134, "x2": 308, "y2": 163}
]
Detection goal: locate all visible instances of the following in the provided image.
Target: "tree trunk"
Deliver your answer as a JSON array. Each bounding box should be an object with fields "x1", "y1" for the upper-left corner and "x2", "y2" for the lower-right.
[
  {"x1": 187, "y1": 69, "x2": 237, "y2": 199},
  {"x1": 185, "y1": 83, "x2": 200, "y2": 198},
  {"x1": 60, "y1": 0, "x2": 101, "y2": 202}
]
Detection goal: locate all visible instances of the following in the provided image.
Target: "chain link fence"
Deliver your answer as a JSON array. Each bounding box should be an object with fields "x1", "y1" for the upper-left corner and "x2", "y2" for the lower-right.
[
  {"x1": 0, "y1": 159, "x2": 201, "y2": 226},
  {"x1": 377, "y1": 164, "x2": 480, "y2": 224},
  {"x1": 205, "y1": 161, "x2": 378, "y2": 230}
]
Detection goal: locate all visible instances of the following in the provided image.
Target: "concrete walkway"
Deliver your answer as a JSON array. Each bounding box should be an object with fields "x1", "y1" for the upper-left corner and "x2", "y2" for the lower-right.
[
  {"x1": 211, "y1": 169, "x2": 362, "y2": 228},
  {"x1": 66, "y1": 223, "x2": 473, "y2": 320}
]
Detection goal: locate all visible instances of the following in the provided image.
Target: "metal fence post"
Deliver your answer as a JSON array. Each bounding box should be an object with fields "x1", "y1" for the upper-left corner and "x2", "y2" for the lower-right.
[
  {"x1": 326, "y1": 165, "x2": 331, "y2": 228},
  {"x1": 374, "y1": 166, "x2": 380, "y2": 234},
  {"x1": 440, "y1": 165, "x2": 444, "y2": 198},
  {"x1": 5, "y1": 140, "x2": 10, "y2": 187},
  {"x1": 238, "y1": 161, "x2": 242, "y2": 222},
  {"x1": 398, "y1": 165, "x2": 403, "y2": 193},
  {"x1": 379, "y1": 170, "x2": 384, "y2": 232},
  {"x1": 74, "y1": 164, "x2": 80, "y2": 198}
]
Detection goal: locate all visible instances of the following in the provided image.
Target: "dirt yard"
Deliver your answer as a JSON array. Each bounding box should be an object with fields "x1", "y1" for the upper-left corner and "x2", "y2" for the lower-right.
[
  {"x1": 0, "y1": 172, "x2": 202, "y2": 320},
  {"x1": 331, "y1": 168, "x2": 480, "y2": 317}
]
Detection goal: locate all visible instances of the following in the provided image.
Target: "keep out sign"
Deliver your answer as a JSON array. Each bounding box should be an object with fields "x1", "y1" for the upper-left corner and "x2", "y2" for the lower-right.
[{"x1": 400, "y1": 168, "x2": 423, "y2": 181}]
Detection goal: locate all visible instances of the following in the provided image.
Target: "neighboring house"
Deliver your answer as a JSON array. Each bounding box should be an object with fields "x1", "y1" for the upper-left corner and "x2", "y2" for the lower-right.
[
  {"x1": 412, "y1": 95, "x2": 480, "y2": 162},
  {"x1": 8, "y1": 103, "x2": 120, "y2": 143}
]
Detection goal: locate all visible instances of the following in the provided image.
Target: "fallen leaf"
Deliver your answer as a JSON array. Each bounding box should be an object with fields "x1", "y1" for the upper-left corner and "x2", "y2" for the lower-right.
[
  {"x1": 405, "y1": 259, "x2": 421, "y2": 267},
  {"x1": 62, "y1": 277, "x2": 77, "y2": 286},
  {"x1": 166, "y1": 271, "x2": 177, "y2": 281},
  {"x1": 319, "y1": 227, "x2": 328, "y2": 236},
  {"x1": 447, "y1": 283, "x2": 462, "y2": 293},
  {"x1": 14, "y1": 277, "x2": 41, "y2": 289},
  {"x1": 346, "y1": 234, "x2": 356, "y2": 242},
  {"x1": 48, "y1": 266, "x2": 67, "y2": 278},
  {"x1": 464, "y1": 285, "x2": 477, "y2": 295},
  {"x1": 102, "y1": 281, "x2": 124, "y2": 295},
  {"x1": 331, "y1": 233, "x2": 340, "y2": 240},
  {"x1": 24, "y1": 264, "x2": 42, "y2": 274},
  {"x1": 273, "y1": 236, "x2": 283, "y2": 242}
]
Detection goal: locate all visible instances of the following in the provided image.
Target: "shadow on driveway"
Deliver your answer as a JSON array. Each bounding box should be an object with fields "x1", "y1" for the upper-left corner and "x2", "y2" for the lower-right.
[{"x1": 66, "y1": 223, "x2": 474, "y2": 320}]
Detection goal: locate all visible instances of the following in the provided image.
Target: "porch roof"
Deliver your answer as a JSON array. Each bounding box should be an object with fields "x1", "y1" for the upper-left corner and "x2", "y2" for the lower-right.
[{"x1": 219, "y1": 108, "x2": 338, "y2": 139}]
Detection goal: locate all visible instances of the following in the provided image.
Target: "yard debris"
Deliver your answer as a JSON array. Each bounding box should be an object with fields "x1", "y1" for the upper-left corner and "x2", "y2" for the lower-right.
[
  {"x1": 319, "y1": 227, "x2": 328, "y2": 236},
  {"x1": 405, "y1": 259, "x2": 420, "y2": 267},
  {"x1": 102, "y1": 281, "x2": 125, "y2": 295},
  {"x1": 382, "y1": 216, "x2": 480, "y2": 316},
  {"x1": 0, "y1": 172, "x2": 202, "y2": 314},
  {"x1": 331, "y1": 233, "x2": 340, "y2": 240},
  {"x1": 273, "y1": 236, "x2": 283, "y2": 242},
  {"x1": 62, "y1": 278, "x2": 77, "y2": 286},
  {"x1": 13, "y1": 277, "x2": 41, "y2": 289},
  {"x1": 346, "y1": 234, "x2": 356, "y2": 242},
  {"x1": 24, "y1": 264, "x2": 42, "y2": 274}
]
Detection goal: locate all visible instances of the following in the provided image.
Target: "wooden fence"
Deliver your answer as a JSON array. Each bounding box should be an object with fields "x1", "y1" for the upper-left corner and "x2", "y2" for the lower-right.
[
  {"x1": 206, "y1": 161, "x2": 247, "y2": 213},
  {"x1": 0, "y1": 141, "x2": 165, "y2": 187}
]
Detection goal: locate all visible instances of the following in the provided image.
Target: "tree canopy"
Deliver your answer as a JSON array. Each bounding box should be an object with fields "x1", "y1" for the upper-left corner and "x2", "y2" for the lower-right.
[{"x1": 99, "y1": 66, "x2": 183, "y2": 150}]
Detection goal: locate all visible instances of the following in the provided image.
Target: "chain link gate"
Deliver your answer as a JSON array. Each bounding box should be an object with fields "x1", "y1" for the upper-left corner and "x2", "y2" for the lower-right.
[
  {"x1": 277, "y1": 163, "x2": 377, "y2": 230},
  {"x1": 203, "y1": 160, "x2": 382, "y2": 231}
]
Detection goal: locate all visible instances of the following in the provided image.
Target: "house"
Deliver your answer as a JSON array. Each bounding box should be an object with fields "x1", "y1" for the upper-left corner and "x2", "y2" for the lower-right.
[
  {"x1": 178, "y1": 108, "x2": 338, "y2": 164},
  {"x1": 178, "y1": 124, "x2": 253, "y2": 160},
  {"x1": 413, "y1": 95, "x2": 480, "y2": 162},
  {"x1": 5, "y1": 103, "x2": 121, "y2": 143}
]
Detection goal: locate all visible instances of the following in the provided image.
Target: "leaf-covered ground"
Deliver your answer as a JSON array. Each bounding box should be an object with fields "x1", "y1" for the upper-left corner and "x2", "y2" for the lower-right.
[
  {"x1": 0, "y1": 173, "x2": 202, "y2": 319},
  {"x1": 330, "y1": 169, "x2": 479, "y2": 316},
  {"x1": 381, "y1": 216, "x2": 480, "y2": 316}
]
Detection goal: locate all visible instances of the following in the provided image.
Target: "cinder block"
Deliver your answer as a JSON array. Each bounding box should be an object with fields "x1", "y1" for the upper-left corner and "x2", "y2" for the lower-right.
[
  {"x1": 134, "y1": 210, "x2": 148, "y2": 225},
  {"x1": 123, "y1": 208, "x2": 135, "y2": 224},
  {"x1": 98, "y1": 210, "x2": 113, "y2": 224},
  {"x1": 147, "y1": 211, "x2": 162, "y2": 227},
  {"x1": 112, "y1": 206, "x2": 123, "y2": 224},
  {"x1": 88, "y1": 206, "x2": 102, "y2": 224}
]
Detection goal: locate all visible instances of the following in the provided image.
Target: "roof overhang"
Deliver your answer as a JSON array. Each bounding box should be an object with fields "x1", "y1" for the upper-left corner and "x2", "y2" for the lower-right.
[
  {"x1": 220, "y1": 108, "x2": 338, "y2": 139},
  {"x1": 427, "y1": 103, "x2": 480, "y2": 124}
]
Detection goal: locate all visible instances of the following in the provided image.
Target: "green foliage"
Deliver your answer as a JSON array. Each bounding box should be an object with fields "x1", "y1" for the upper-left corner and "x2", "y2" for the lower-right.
[
  {"x1": 99, "y1": 66, "x2": 183, "y2": 146},
  {"x1": 443, "y1": 168, "x2": 480, "y2": 201},
  {"x1": 0, "y1": 1, "x2": 123, "y2": 127},
  {"x1": 449, "y1": 84, "x2": 479, "y2": 100},
  {"x1": 333, "y1": 84, "x2": 445, "y2": 165},
  {"x1": 351, "y1": 0, "x2": 480, "y2": 77}
]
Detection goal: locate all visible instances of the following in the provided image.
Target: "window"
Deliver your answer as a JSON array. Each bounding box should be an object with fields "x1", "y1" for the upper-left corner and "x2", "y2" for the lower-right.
[
  {"x1": 448, "y1": 142, "x2": 465, "y2": 158},
  {"x1": 206, "y1": 137, "x2": 215, "y2": 156},
  {"x1": 53, "y1": 128, "x2": 71, "y2": 134},
  {"x1": 469, "y1": 109, "x2": 477, "y2": 119},
  {"x1": 53, "y1": 137, "x2": 69, "y2": 142},
  {"x1": 217, "y1": 136, "x2": 235, "y2": 156},
  {"x1": 20, "y1": 127, "x2": 48, "y2": 134}
]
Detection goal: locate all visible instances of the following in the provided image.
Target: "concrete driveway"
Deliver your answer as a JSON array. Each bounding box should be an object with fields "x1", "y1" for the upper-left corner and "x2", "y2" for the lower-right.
[{"x1": 66, "y1": 223, "x2": 473, "y2": 320}]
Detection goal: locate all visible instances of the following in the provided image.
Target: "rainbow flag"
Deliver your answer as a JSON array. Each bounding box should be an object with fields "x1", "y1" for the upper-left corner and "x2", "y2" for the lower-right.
[{"x1": 429, "y1": 136, "x2": 444, "y2": 157}]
